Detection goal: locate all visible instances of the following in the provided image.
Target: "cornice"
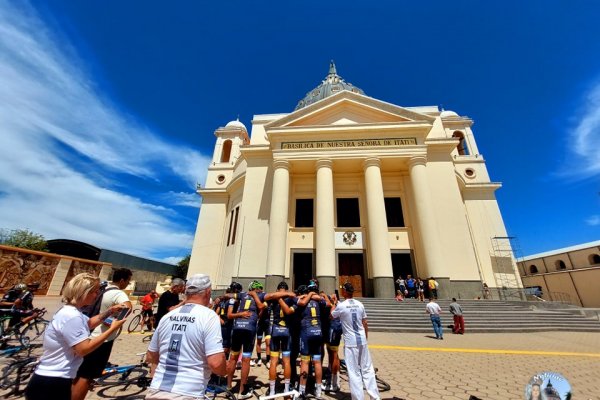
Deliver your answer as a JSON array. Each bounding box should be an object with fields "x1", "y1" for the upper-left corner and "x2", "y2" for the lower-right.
[
  {"x1": 425, "y1": 138, "x2": 460, "y2": 153},
  {"x1": 462, "y1": 182, "x2": 502, "y2": 192},
  {"x1": 239, "y1": 145, "x2": 272, "y2": 159}
]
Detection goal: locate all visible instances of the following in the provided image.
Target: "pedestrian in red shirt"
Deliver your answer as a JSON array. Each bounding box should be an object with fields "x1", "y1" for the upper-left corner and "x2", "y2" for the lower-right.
[{"x1": 140, "y1": 290, "x2": 158, "y2": 332}]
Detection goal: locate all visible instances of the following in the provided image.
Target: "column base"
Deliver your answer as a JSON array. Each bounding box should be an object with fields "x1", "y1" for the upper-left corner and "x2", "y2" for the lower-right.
[
  {"x1": 433, "y1": 277, "x2": 451, "y2": 300},
  {"x1": 265, "y1": 275, "x2": 286, "y2": 293},
  {"x1": 316, "y1": 276, "x2": 336, "y2": 295},
  {"x1": 373, "y1": 277, "x2": 395, "y2": 298}
]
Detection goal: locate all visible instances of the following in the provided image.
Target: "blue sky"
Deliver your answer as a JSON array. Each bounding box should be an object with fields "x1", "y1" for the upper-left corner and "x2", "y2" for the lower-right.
[{"x1": 0, "y1": 1, "x2": 598, "y2": 263}]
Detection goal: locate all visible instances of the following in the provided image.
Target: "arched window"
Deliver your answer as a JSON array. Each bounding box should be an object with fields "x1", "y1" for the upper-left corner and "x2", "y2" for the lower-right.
[
  {"x1": 221, "y1": 140, "x2": 232, "y2": 163},
  {"x1": 589, "y1": 254, "x2": 600, "y2": 265},
  {"x1": 529, "y1": 265, "x2": 538, "y2": 274},
  {"x1": 555, "y1": 260, "x2": 567, "y2": 270},
  {"x1": 452, "y1": 131, "x2": 470, "y2": 155}
]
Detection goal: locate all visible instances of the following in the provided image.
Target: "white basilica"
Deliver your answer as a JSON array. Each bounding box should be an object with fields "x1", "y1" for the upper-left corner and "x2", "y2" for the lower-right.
[{"x1": 188, "y1": 62, "x2": 522, "y2": 298}]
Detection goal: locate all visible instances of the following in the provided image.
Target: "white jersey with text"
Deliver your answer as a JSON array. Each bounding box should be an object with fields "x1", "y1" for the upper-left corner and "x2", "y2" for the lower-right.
[
  {"x1": 331, "y1": 298, "x2": 367, "y2": 348},
  {"x1": 149, "y1": 303, "x2": 223, "y2": 397}
]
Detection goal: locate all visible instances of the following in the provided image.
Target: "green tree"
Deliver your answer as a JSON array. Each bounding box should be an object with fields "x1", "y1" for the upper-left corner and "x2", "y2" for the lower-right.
[
  {"x1": 175, "y1": 254, "x2": 191, "y2": 278},
  {"x1": 0, "y1": 228, "x2": 48, "y2": 251}
]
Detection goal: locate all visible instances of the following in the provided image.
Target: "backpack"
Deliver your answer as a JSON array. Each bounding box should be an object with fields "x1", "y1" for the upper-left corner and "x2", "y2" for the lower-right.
[{"x1": 81, "y1": 286, "x2": 118, "y2": 318}]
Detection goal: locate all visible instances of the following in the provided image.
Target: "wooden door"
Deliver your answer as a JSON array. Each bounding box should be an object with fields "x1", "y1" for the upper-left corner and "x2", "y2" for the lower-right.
[{"x1": 338, "y1": 253, "x2": 364, "y2": 297}]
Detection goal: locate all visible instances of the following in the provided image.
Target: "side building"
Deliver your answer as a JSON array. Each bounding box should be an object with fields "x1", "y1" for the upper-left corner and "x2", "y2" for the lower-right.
[
  {"x1": 189, "y1": 63, "x2": 521, "y2": 298},
  {"x1": 518, "y1": 240, "x2": 600, "y2": 307}
]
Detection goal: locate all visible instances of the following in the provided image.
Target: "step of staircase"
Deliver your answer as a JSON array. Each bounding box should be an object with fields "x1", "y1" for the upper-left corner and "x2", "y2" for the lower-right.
[{"x1": 354, "y1": 298, "x2": 600, "y2": 333}]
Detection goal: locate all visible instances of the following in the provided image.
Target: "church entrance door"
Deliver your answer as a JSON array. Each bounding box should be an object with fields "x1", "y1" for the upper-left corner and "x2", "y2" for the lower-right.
[
  {"x1": 292, "y1": 251, "x2": 314, "y2": 289},
  {"x1": 338, "y1": 252, "x2": 364, "y2": 297}
]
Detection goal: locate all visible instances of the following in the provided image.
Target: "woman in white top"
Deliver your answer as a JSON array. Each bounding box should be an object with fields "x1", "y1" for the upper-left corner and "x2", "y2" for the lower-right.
[{"x1": 25, "y1": 273, "x2": 127, "y2": 400}]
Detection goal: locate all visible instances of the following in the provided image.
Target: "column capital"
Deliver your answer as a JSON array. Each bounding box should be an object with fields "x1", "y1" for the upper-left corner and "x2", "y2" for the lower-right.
[
  {"x1": 408, "y1": 156, "x2": 427, "y2": 169},
  {"x1": 362, "y1": 157, "x2": 381, "y2": 170},
  {"x1": 315, "y1": 159, "x2": 333, "y2": 170},
  {"x1": 273, "y1": 159, "x2": 290, "y2": 170}
]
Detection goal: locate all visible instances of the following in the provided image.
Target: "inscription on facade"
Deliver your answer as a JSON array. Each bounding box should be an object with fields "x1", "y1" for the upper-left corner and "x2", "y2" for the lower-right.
[{"x1": 281, "y1": 138, "x2": 417, "y2": 150}]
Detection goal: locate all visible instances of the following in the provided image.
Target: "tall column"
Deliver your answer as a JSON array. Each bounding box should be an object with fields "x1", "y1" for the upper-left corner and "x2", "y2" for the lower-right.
[
  {"x1": 363, "y1": 158, "x2": 395, "y2": 298},
  {"x1": 408, "y1": 156, "x2": 445, "y2": 279},
  {"x1": 266, "y1": 160, "x2": 290, "y2": 292},
  {"x1": 315, "y1": 159, "x2": 336, "y2": 295}
]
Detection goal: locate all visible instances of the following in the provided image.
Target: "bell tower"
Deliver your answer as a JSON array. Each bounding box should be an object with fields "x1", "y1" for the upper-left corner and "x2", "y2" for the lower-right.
[{"x1": 205, "y1": 118, "x2": 249, "y2": 190}]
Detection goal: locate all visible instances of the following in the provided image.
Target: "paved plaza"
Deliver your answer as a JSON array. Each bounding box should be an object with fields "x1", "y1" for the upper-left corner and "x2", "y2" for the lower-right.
[{"x1": 7, "y1": 297, "x2": 600, "y2": 400}]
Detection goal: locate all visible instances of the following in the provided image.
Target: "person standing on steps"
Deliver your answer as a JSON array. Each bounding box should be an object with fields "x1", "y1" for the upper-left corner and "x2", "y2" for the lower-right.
[
  {"x1": 449, "y1": 298, "x2": 465, "y2": 334},
  {"x1": 331, "y1": 283, "x2": 380, "y2": 400},
  {"x1": 425, "y1": 297, "x2": 443, "y2": 340}
]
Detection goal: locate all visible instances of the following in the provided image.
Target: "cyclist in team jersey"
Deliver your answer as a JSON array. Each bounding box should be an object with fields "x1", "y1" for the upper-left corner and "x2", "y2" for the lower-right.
[
  {"x1": 263, "y1": 281, "x2": 296, "y2": 396},
  {"x1": 253, "y1": 282, "x2": 270, "y2": 367},
  {"x1": 214, "y1": 283, "x2": 242, "y2": 359},
  {"x1": 226, "y1": 281, "x2": 266, "y2": 399},
  {"x1": 294, "y1": 280, "x2": 331, "y2": 398}
]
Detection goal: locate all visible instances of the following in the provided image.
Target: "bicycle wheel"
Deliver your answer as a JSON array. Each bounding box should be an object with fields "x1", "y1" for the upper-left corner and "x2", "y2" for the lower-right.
[
  {"x1": 376, "y1": 375, "x2": 391, "y2": 392},
  {"x1": 142, "y1": 333, "x2": 153, "y2": 343},
  {"x1": 23, "y1": 319, "x2": 49, "y2": 343},
  {"x1": 97, "y1": 382, "x2": 147, "y2": 399},
  {"x1": 96, "y1": 377, "x2": 147, "y2": 399},
  {"x1": 97, "y1": 367, "x2": 148, "y2": 386},
  {"x1": 127, "y1": 315, "x2": 142, "y2": 333}
]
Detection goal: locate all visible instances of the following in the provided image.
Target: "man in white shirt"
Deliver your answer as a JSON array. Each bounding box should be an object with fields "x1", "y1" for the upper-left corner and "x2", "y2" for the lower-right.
[
  {"x1": 145, "y1": 274, "x2": 226, "y2": 399},
  {"x1": 425, "y1": 297, "x2": 443, "y2": 340},
  {"x1": 331, "y1": 283, "x2": 380, "y2": 400},
  {"x1": 72, "y1": 268, "x2": 132, "y2": 400}
]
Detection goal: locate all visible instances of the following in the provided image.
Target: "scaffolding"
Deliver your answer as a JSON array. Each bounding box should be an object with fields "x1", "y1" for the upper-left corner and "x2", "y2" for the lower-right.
[{"x1": 490, "y1": 236, "x2": 525, "y2": 300}]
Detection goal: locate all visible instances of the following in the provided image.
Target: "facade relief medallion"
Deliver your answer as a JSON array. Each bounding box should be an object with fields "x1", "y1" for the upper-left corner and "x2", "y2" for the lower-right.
[{"x1": 342, "y1": 231, "x2": 357, "y2": 246}]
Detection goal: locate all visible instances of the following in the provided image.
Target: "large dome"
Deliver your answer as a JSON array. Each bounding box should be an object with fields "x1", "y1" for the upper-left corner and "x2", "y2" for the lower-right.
[{"x1": 295, "y1": 61, "x2": 365, "y2": 110}]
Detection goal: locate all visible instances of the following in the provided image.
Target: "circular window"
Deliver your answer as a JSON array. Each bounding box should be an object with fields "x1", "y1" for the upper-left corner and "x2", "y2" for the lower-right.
[
  {"x1": 216, "y1": 175, "x2": 226, "y2": 184},
  {"x1": 464, "y1": 168, "x2": 476, "y2": 178}
]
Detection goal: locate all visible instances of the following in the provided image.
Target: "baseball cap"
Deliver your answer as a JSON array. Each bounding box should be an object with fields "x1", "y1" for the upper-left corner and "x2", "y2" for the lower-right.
[
  {"x1": 186, "y1": 274, "x2": 211, "y2": 294},
  {"x1": 342, "y1": 282, "x2": 354, "y2": 293}
]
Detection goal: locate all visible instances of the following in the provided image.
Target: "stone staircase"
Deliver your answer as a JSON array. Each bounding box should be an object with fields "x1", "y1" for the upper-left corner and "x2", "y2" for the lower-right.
[{"x1": 358, "y1": 298, "x2": 600, "y2": 333}]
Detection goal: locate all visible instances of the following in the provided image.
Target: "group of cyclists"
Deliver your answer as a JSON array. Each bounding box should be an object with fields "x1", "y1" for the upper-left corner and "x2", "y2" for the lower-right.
[{"x1": 211, "y1": 278, "x2": 343, "y2": 399}]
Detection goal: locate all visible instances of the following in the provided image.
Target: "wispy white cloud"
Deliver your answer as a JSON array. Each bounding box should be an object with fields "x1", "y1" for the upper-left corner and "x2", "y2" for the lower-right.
[
  {"x1": 564, "y1": 81, "x2": 600, "y2": 179},
  {"x1": 164, "y1": 192, "x2": 201, "y2": 208},
  {"x1": 0, "y1": 2, "x2": 210, "y2": 258},
  {"x1": 586, "y1": 215, "x2": 600, "y2": 226}
]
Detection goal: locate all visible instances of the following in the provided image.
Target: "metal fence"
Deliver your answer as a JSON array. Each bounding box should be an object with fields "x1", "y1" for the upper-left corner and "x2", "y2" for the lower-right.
[{"x1": 455, "y1": 288, "x2": 574, "y2": 305}]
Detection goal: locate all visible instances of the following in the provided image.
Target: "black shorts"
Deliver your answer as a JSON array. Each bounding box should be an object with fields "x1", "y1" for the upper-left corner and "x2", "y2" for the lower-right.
[
  {"x1": 76, "y1": 340, "x2": 114, "y2": 379},
  {"x1": 300, "y1": 328, "x2": 322, "y2": 357},
  {"x1": 327, "y1": 326, "x2": 342, "y2": 348},
  {"x1": 26, "y1": 374, "x2": 72, "y2": 400},
  {"x1": 221, "y1": 325, "x2": 233, "y2": 349},
  {"x1": 256, "y1": 320, "x2": 270, "y2": 340},
  {"x1": 269, "y1": 325, "x2": 290, "y2": 354},
  {"x1": 142, "y1": 309, "x2": 153, "y2": 318},
  {"x1": 230, "y1": 329, "x2": 256, "y2": 356}
]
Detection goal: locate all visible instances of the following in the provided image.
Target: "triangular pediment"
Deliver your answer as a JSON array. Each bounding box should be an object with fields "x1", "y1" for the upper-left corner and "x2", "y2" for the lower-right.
[{"x1": 265, "y1": 90, "x2": 435, "y2": 129}]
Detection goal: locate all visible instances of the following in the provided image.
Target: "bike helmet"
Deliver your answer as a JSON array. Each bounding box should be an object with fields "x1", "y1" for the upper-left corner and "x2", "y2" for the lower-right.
[
  {"x1": 307, "y1": 279, "x2": 318, "y2": 292},
  {"x1": 229, "y1": 282, "x2": 243, "y2": 293},
  {"x1": 14, "y1": 283, "x2": 27, "y2": 291},
  {"x1": 277, "y1": 281, "x2": 289, "y2": 290},
  {"x1": 249, "y1": 280, "x2": 263, "y2": 291},
  {"x1": 296, "y1": 285, "x2": 308, "y2": 295}
]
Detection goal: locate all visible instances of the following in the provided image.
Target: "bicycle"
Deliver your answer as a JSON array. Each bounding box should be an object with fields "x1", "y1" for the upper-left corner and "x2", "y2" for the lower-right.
[
  {"x1": 95, "y1": 352, "x2": 151, "y2": 398},
  {"x1": 127, "y1": 307, "x2": 156, "y2": 333},
  {"x1": 338, "y1": 359, "x2": 391, "y2": 392},
  {"x1": 0, "y1": 308, "x2": 48, "y2": 349},
  {"x1": 0, "y1": 355, "x2": 38, "y2": 398}
]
